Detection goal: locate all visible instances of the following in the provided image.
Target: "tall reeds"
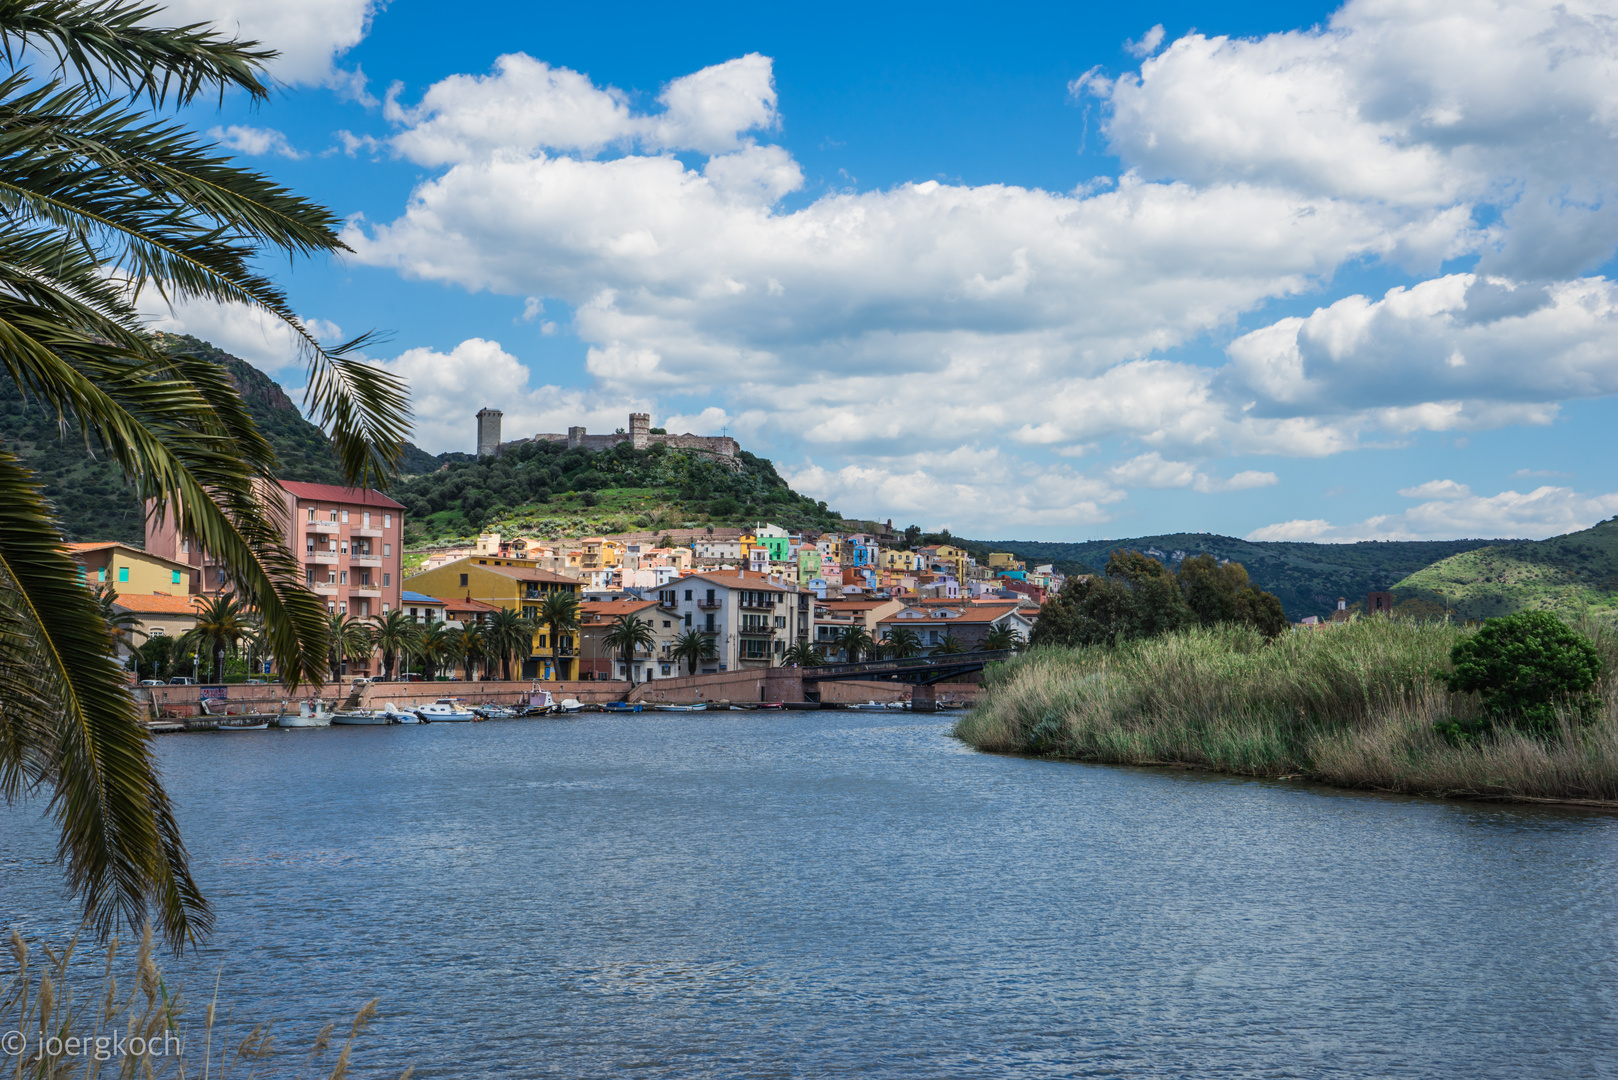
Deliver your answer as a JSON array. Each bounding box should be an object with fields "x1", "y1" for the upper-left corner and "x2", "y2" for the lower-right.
[
  {"x1": 954, "y1": 617, "x2": 1618, "y2": 803},
  {"x1": 0, "y1": 926, "x2": 407, "y2": 1079}
]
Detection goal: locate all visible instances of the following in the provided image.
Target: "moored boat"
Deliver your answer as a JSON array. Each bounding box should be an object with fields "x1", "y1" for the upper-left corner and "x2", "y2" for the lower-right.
[
  {"x1": 415, "y1": 699, "x2": 475, "y2": 722},
  {"x1": 653, "y1": 703, "x2": 707, "y2": 712},
  {"x1": 276, "y1": 701, "x2": 332, "y2": 727},
  {"x1": 558, "y1": 699, "x2": 584, "y2": 713},
  {"x1": 331, "y1": 709, "x2": 394, "y2": 725},
  {"x1": 216, "y1": 718, "x2": 270, "y2": 730},
  {"x1": 600, "y1": 701, "x2": 643, "y2": 713}
]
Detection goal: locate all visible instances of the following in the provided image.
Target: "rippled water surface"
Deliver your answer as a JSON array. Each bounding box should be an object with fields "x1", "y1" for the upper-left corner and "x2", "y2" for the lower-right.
[{"x1": 5, "y1": 714, "x2": 1617, "y2": 1077}]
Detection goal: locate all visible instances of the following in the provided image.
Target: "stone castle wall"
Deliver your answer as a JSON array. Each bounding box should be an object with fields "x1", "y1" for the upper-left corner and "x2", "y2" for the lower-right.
[{"x1": 512, "y1": 413, "x2": 738, "y2": 461}]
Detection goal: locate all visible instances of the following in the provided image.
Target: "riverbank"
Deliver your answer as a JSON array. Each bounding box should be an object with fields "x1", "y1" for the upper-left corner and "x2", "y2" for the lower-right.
[{"x1": 952, "y1": 617, "x2": 1618, "y2": 806}]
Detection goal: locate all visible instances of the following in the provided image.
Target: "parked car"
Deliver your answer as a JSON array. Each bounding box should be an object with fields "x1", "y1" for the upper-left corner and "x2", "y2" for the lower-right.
[
  {"x1": 138, "y1": 679, "x2": 164, "y2": 687},
  {"x1": 168, "y1": 677, "x2": 196, "y2": 685},
  {"x1": 245, "y1": 679, "x2": 265, "y2": 685}
]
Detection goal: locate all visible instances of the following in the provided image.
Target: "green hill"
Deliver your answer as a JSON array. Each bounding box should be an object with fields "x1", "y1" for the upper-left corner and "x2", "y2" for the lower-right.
[
  {"x1": 395, "y1": 438, "x2": 842, "y2": 547},
  {"x1": 1391, "y1": 519, "x2": 1618, "y2": 619},
  {"x1": 957, "y1": 533, "x2": 1500, "y2": 621},
  {"x1": 0, "y1": 334, "x2": 438, "y2": 544}
]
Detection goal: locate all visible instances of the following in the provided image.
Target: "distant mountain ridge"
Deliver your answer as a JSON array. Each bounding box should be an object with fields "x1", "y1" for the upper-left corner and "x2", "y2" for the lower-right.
[{"x1": 961, "y1": 533, "x2": 1502, "y2": 621}]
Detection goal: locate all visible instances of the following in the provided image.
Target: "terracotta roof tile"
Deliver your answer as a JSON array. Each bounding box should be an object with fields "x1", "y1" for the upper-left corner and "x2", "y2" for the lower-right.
[{"x1": 276, "y1": 480, "x2": 406, "y2": 510}]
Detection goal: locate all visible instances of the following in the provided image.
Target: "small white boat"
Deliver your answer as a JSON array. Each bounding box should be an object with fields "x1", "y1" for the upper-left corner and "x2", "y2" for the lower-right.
[
  {"x1": 276, "y1": 701, "x2": 332, "y2": 728},
  {"x1": 217, "y1": 719, "x2": 270, "y2": 730},
  {"x1": 473, "y1": 705, "x2": 515, "y2": 719},
  {"x1": 559, "y1": 698, "x2": 585, "y2": 713},
  {"x1": 415, "y1": 699, "x2": 475, "y2": 722},
  {"x1": 331, "y1": 709, "x2": 393, "y2": 725},
  {"x1": 850, "y1": 701, "x2": 892, "y2": 711},
  {"x1": 383, "y1": 702, "x2": 421, "y2": 724},
  {"x1": 653, "y1": 703, "x2": 708, "y2": 712}
]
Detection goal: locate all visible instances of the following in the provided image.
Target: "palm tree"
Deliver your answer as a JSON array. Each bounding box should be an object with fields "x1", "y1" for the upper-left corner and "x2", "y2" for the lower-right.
[
  {"x1": 538, "y1": 590, "x2": 580, "y2": 681},
  {"x1": 371, "y1": 609, "x2": 416, "y2": 680},
  {"x1": 783, "y1": 641, "x2": 820, "y2": 668},
  {"x1": 486, "y1": 607, "x2": 533, "y2": 681},
  {"x1": 89, "y1": 583, "x2": 144, "y2": 644},
  {"x1": 836, "y1": 623, "x2": 874, "y2": 664},
  {"x1": 603, "y1": 613, "x2": 657, "y2": 685},
  {"x1": 983, "y1": 626, "x2": 1023, "y2": 652},
  {"x1": 326, "y1": 613, "x2": 373, "y2": 682},
  {"x1": 881, "y1": 626, "x2": 921, "y2": 659},
  {"x1": 178, "y1": 593, "x2": 251, "y2": 684},
  {"x1": 416, "y1": 619, "x2": 451, "y2": 679},
  {"x1": 933, "y1": 634, "x2": 966, "y2": 656},
  {"x1": 0, "y1": 2, "x2": 410, "y2": 948},
  {"x1": 673, "y1": 628, "x2": 718, "y2": 676},
  {"x1": 459, "y1": 621, "x2": 486, "y2": 680}
]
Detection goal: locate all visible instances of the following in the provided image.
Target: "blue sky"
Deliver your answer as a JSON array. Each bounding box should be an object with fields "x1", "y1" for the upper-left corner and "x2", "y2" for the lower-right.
[{"x1": 140, "y1": 0, "x2": 1618, "y2": 541}]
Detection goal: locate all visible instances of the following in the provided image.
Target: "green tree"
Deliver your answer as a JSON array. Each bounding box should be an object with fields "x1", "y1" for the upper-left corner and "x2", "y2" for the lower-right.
[
  {"x1": 326, "y1": 612, "x2": 373, "y2": 682},
  {"x1": 603, "y1": 613, "x2": 657, "y2": 685},
  {"x1": 783, "y1": 640, "x2": 820, "y2": 668},
  {"x1": 415, "y1": 619, "x2": 451, "y2": 679},
  {"x1": 486, "y1": 607, "x2": 532, "y2": 680},
  {"x1": 1177, "y1": 554, "x2": 1248, "y2": 626},
  {"x1": 1446, "y1": 611, "x2": 1602, "y2": 734},
  {"x1": 1232, "y1": 586, "x2": 1289, "y2": 638},
  {"x1": 674, "y1": 628, "x2": 718, "y2": 675},
  {"x1": 370, "y1": 609, "x2": 415, "y2": 680},
  {"x1": 131, "y1": 633, "x2": 176, "y2": 681},
  {"x1": 836, "y1": 623, "x2": 874, "y2": 664},
  {"x1": 459, "y1": 621, "x2": 486, "y2": 680},
  {"x1": 0, "y1": 1, "x2": 410, "y2": 948},
  {"x1": 983, "y1": 626, "x2": 1023, "y2": 652},
  {"x1": 881, "y1": 626, "x2": 921, "y2": 658},
  {"x1": 932, "y1": 633, "x2": 966, "y2": 655},
  {"x1": 538, "y1": 590, "x2": 580, "y2": 681},
  {"x1": 1106, "y1": 550, "x2": 1191, "y2": 638},
  {"x1": 177, "y1": 594, "x2": 250, "y2": 684}
]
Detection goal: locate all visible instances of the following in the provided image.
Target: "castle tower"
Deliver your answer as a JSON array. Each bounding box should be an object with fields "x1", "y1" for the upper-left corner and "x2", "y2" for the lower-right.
[
  {"x1": 629, "y1": 412, "x2": 651, "y2": 450},
  {"x1": 568, "y1": 426, "x2": 586, "y2": 450},
  {"x1": 476, "y1": 408, "x2": 503, "y2": 458}
]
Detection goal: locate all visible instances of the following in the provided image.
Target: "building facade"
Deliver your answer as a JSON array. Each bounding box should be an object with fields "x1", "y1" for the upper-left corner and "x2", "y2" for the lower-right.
[
  {"x1": 404, "y1": 555, "x2": 583, "y2": 679},
  {"x1": 69, "y1": 541, "x2": 197, "y2": 596},
  {"x1": 653, "y1": 572, "x2": 809, "y2": 672}
]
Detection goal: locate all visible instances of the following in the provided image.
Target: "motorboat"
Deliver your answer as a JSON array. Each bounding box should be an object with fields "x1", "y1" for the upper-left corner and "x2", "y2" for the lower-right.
[
  {"x1": 473, "y1": 705, "x2": 516, "y2": 720},
  {"x1": 600, "y1": 702, "x2": 643, "y2": 713},
  {"x1": 559, "y1": 699, "x2": 584, "y2": 713},
  {"x1": 382, "y1": 702, "x2": 421, "y2": 724},
  {"x1": 849, "y1": 701, "x2": 892, "y2": 711},
  {"x1": 415, "y1": 699, "x2": 475, "y2": 722},
  {"x1": 275, "y1": 701, "x2": 332, "y2": 727},
  {"x1": 331, "y1": 708, "x2": 394, "y2": 725},
  {"x1": 216, "y1": 718, "x2": 270, "y2": 730},
  {"x1": 756, "y1": 702, "x2": 784, "y2": 710},
  {"x1": 653, "y1": 703, "x2": 707, "y2": 712},
  {"x1": 528, "y1": 689, "x2": 555, "y2": 712}
]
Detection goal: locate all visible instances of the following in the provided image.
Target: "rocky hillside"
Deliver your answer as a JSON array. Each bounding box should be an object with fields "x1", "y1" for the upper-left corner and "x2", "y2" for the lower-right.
[{"x1": 1391, "y1": 519, "x2": 1618, "y2": 619}]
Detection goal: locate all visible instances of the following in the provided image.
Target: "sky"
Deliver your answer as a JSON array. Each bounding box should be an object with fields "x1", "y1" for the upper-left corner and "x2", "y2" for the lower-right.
[{"x1": 124, "y1": 0, "x2": 1618, "y2": 542}]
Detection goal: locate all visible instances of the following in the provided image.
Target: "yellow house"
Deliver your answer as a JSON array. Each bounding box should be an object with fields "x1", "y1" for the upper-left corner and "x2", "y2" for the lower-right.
[
  {"x1": 404, "y1": 555, "x2": 583, "y2": 679},
  {"x1": 878, "y1": 549, "x2": 921, "y2": 572},
  {"x1": 69, "y1": 542, "x2": 196, "y2": 595},
  {"x1": 987, "y1": 552, "x2": 1025, "y2": 572},
  {"x1": 918, "y1": 544, "x2": 970, "y2": 584},
  {"x1": 577, "y1": 537, "x2": 623, "y2": 572}
]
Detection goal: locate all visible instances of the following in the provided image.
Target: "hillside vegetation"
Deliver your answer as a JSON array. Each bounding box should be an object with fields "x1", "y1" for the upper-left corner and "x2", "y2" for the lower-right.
[
  {"x1": 964, "y1": 533, "x2": 1498, "y2": 620},
  {"x1": 395, "y1": 437, "x2": 842, "y2": 547},
  {"x1": 1392, "y1": 518, "x2": 1618, "y2": 619}
]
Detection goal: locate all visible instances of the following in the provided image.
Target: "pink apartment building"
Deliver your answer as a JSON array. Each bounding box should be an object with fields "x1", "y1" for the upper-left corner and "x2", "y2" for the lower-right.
[{"x1": 145, "y1": 480, "x2": 406, "y2": 642}]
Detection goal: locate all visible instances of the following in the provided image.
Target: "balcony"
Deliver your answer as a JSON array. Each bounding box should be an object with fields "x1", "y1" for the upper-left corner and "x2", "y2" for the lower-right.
[
  {"x1": 306, "y1": 521, "x2": 339, "y2": 534},
  {"x1": 351, "y1": 553, "x2": 381, "y2": 564},
  {"x1": 696, "y1": 599, "x2": 723, "y2": 610},
  {"x1": 738, "y1": 625, "x2": 774, "y2": 637},
  {"x1": 305, "y1": 550, "x2": 338, "y2": 565},
  {"x1": 739, "y1": 597, "x2": 776, "y2": 610},
  {"x1": 350, "y1": 587, "x2": 381, "y2": 598},
  {"x1": 352, "y1": 527, "x2": 383, "y2": 538},
  {"x1": 311, "y1": 581, "x2": 339, "y2": 594}
]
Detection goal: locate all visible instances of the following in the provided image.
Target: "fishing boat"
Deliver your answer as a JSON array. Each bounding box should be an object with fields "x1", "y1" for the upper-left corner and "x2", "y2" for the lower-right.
[
  {"x1": 528, "y1": 689, "x2": 555, "y2": 713},
  {"x1": 600, "y1": 701, "x2": 643, "y2": 713},
  {"x1": 653, "y1": 703, "x2": 707, "y2": 712},
  {"x1": 415, "y1": 699, "x2": 475, "y2": 722},
  {"x1": 275, "y1": 701, "x2": 332, "y2": 727}
]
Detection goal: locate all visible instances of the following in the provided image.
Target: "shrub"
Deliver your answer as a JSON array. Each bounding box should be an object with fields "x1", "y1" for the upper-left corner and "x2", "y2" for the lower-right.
[{"x1": 1446, "y1": 611, "x2": 1601, "y2": 734}]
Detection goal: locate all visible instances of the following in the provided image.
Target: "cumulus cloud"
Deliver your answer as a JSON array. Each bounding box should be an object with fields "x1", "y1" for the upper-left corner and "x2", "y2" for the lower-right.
[
  {"x1": 208, "y1": 124, "x2": 304, "y2": 159},
  {"x1": 326, "y1": 2, "x2": 1618, "y2": 529},
  {"x1": 132, "y1": 291, "x2": 338, "y2": 374},
  {"x1": 1249, "y1": 482, "x2": 1618, "y2": 541},
  {"x1": 158, "y1": 0, "x2": 378, "y2": 88}
]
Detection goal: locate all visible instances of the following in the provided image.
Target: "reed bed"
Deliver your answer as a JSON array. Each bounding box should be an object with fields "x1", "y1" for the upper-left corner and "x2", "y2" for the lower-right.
[
  {"x1": 0, "y1": 926, "x2": 406, "y2": 1079},
  {"x1": 953, "y1": 617, "x2": 1618, "y2": 804}
]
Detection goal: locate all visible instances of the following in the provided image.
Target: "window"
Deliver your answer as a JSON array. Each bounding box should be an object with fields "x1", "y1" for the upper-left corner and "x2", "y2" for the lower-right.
[
  {"x1": 663, "y1": 620, "x2": 671, "y2": 628},
  {"x1": 341, "y1": 510, "x2": 349, "y2": 523},
  {"x1": 523, "y1": 606, "x2": 539, "y2": 620},
  {"x1": 340, "y1": 571, "x2": 348, "y2": 585},
  {"x1": 149, "y1": 627, "x2": 165, "y2": 637},
  {"x1": 97, "y1": 567, "x2": 106, "y2": 582},
  {"x1": 358, "y1": 570, "x2": 371, "y2": 586},
  {"x1": 306, "y1": 568, "x2": 317, "y2": 585},
  {"x1": 118, "y1": 566, "x2": 129, "y2": 583},
  {"x1": 307, "y1": 508, "x2": 316, "y2": 522},
  {"x1": 328, "y1": 602, "x2": 336, "y2": 613},
  {"x1": 684, "y1": 613, "x2": 691, "y2": 627},
  {"x1": 704, "y1": 613, "x2": 715, "y2": 632},
  {"x1": 172, "y1": 570, "x2": 182, "y2": 586},
  {"x1": 742, "y1": 639, "x2": 769, "y2": 659},
  {"x1": 338, "y1": 601, "x2": 347, "y2": 615},
  {"x1": 382, "y1": 603, "x2": 390, "y2": 614},
  {"x1": 383, "y1": 573, "x2": 390, "y2": 587},
  {"x1": 307, "y1": 538, "x2": 315, "y2": 553},
  {"x1": 685, "y1": 589, "x2": 692, "y2": 600},
  {"x1": 383, "y1": 543, "x2": 391, "y2": 556},
  {"x1": 329, "y1": 509, "x2": 338, "y2": 522},
  {"x1": 363, "y1": 512, "x2": 370, "y2": 528},
  {"x1": 775, "y1": 616, "x2": 786, "y2": 628},
  {"x1": 181, "y1": 539, "x2": 189, "y2": 554},
  {"x1": 460, "y1": 574, "x2": 469, "y2": 587},
  {"x1": 384, "y1": 513, "x2": 392, "y2": 528},
  {"x1": 340, "y1": 540, "x2": 349, "y2": 555}
]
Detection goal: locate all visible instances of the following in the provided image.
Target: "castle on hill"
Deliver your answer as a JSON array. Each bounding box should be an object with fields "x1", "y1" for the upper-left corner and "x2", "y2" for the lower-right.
[{"x1": 476, "y1": 409, "x2": 738, "y2": 461}]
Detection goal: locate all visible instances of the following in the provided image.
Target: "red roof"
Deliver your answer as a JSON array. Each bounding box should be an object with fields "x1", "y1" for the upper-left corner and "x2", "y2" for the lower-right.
[
  {"x1": 440, "y1": 596, "x2": 501, "y2": 614},
  {"x1": 277, "y1": 480, "x2": 405, "y2": 510},
  {"x1": 67, "y1": 541, "x2": 121, "y2": 552},
  {"x1": 580, "y1": 599, "x2": 660, "y2": 624},
  {"x1": 113, "y1": 594, "x2": 204, "y2": 615}
]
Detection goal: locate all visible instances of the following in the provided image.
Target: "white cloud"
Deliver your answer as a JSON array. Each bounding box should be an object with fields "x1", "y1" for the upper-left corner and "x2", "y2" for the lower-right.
[
  {"x1": 1125, "y1": 25, "x2": 1166, "y2": 59},
  {"x1": 132, "y1": 290, "x2": 337, "y2": 374},
  {"x1": 330, "y1": 6, "x2": 1618, "y2": 530},
  {"x1": 208, "y1": 124, "x2": 304, "y2": 159},
  {"x1": 157, "y1": 0, "x2": 379, "y2": 88},
  {"x1": 1249, "y1": 482, "x2": 1618, "y2": 541}
]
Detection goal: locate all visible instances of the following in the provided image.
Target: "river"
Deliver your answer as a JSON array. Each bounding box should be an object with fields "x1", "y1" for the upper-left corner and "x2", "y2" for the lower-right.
[{"x1": 4, "y1": 713, "x2": 1616, "y2": 1077}]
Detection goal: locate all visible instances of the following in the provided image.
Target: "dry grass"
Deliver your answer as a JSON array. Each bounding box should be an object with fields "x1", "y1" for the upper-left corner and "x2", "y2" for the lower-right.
[
  {"x1": 954, "y1": 616, "x2": 1618, "y2": 804},
  {"x1": 0, "y1": 925, "x2": 407, "y2": 1079}
]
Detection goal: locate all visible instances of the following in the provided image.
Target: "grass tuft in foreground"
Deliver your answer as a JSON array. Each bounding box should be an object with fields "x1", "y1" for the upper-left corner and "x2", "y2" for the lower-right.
[
  {"x1": 953, "y1": 616, "x2": 1618, "y2": 803},
  {"x1": 1, "y1": 926, "x2": 407, "y2": 1079}
]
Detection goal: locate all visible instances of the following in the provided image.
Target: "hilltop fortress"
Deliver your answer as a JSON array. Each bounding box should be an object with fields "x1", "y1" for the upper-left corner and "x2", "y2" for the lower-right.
[{"x1": 476, "y1": 409, "x2": 739, "y2": 462}]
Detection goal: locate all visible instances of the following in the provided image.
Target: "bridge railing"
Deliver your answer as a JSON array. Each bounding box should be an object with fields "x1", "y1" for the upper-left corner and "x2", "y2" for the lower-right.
[{"x1": 801, "y1": 649, "x2": 1015, "y2": 680}]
